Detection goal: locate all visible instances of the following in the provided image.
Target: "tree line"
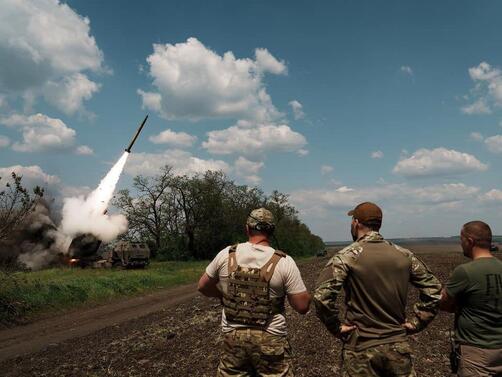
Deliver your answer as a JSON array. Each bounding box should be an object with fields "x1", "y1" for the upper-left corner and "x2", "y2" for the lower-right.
[{"x1": 112, "y1": 166, "x2": 324, "y2": 260}]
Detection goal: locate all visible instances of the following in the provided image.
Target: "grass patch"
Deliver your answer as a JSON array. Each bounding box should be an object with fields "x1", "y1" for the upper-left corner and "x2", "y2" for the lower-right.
[{"x1": 0, "y1": 260, "x2": 206, "y2": 325}]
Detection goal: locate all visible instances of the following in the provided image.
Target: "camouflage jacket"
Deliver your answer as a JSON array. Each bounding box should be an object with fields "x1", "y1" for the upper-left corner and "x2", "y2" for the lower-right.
[{"x1": 313, "y1": 231, "x2": 442, "y2": 350}]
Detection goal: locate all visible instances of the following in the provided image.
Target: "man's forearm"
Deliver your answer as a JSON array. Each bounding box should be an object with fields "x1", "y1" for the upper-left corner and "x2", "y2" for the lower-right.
[{"x1": 199, "y1": 284, "x2": 223, "y2": 298}]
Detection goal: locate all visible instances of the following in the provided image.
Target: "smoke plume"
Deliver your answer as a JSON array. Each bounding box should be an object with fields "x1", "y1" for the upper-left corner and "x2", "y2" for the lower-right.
[
  {"x1": 0, "y1": 199, "x2": 72, "y2": 270},
  {"x1": 60, "y1": 152, "x2": 129, "y2": 241}
]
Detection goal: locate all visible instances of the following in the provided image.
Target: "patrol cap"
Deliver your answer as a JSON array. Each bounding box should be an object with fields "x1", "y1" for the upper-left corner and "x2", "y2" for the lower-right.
[
  {"x1": 347, "y1": 202, "x2": 383, "y2": 224},
  {"x1": 247, "y1": 208, "x2": 275, "y2": 228}
]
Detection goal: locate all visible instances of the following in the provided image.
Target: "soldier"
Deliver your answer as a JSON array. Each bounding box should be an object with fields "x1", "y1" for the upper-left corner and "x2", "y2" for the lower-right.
[
  {"x1": 440, "y1": 221, "x2": 502, "y2": 376},
  {"x1": 198, "y1": 208, "x2": 311, "y2": 376},
  {"x1": 313, "y1": 202, "x2": 442, "y2": 377}
]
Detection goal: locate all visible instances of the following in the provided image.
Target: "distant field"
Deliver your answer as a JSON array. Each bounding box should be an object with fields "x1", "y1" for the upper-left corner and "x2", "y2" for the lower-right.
[{"x1": 0, "y1": 260, "x2": 207, "y2": 326}]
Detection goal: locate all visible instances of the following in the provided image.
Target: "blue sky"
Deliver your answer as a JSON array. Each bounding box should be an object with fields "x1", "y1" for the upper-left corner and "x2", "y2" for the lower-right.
[{"x1": 1, "y1": 0, "x2": 502, "y2": 241}]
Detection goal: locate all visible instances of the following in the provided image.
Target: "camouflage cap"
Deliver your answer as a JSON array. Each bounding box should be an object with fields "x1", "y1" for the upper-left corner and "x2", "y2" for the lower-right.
[
  {"x1": 247, "y1": 208, "x2": 275, "y2": 228},
  {"x1": 347, "y1": 202, "x2": 383, "y2": 224}
]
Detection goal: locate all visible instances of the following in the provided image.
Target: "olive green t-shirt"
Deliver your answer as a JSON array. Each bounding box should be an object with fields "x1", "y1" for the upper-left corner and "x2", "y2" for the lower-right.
[{"x1": 446, "y1": 257, "x2": 502, "y2": 349}]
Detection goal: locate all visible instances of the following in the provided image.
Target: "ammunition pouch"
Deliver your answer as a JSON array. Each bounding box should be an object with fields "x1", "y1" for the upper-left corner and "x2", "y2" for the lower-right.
[{"x1": 223, "y1": 244, "x2": 286, "y2": 327}]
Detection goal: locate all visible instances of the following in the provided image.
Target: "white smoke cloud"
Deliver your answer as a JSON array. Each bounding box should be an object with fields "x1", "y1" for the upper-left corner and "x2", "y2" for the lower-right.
[{"x1": 60, "y1": 152, "x2": 129, "y2": 241}]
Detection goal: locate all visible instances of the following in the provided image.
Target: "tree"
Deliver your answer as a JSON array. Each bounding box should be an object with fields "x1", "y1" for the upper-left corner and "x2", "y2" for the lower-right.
[
  {"x1": 113, "y1": 165, "x2": 324, "y2": 260},
  {"x1": 113, "y1": 167, "x2": 179, "y2": 256},
  {"x1": 0, "y1": 173, "x2": 44, "y2": 242}
]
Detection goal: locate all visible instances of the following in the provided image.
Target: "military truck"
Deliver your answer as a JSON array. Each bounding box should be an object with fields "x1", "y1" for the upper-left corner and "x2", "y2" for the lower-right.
[{"x1": 107, "y1": 241, "x2": 150, "y2": 268}]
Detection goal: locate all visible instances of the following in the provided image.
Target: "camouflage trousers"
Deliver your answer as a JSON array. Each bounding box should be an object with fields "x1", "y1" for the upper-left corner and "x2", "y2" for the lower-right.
[
  {"x1": 342, "y1": 342, "x2": 416, "y2": 377},
  {"x1": 217, "y1": 328, "x2": 294, "y2": 377}
]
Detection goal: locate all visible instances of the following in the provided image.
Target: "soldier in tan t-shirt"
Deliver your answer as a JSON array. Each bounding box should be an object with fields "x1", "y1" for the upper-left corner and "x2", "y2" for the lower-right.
[
  {"x1": 198, "y1": 208, "x2": 311, "y2": 377},
  {"x1": 314, "y1": 202, "x2": 442, "y2": 377}
]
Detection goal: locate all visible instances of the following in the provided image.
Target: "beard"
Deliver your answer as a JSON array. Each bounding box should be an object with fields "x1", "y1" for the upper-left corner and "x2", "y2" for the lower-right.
[{"x1": 351, "y1": 224, "x2": 358, "y2": 241}]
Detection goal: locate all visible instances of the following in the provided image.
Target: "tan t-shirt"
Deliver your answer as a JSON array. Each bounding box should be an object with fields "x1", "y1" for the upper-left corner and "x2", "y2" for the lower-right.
[{"x1": 205, "y1": 242, "x2": 307, "y2": 336}]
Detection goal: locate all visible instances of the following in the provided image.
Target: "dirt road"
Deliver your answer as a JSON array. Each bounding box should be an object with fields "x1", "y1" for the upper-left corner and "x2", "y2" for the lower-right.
[{"x1": 1, "y1": 247, "x2": 464, "y2": 376}]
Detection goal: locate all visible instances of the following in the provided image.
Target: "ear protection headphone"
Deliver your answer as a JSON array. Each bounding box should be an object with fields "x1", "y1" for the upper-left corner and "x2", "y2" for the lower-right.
[{"x1": 248, "y1": 213, "x2": 275, "y2": 233}]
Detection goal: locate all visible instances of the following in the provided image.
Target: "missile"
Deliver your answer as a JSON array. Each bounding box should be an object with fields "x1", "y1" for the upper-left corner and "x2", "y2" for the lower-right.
[{"x1": 125, "y1": 115, "x2": 149, "y2": 153}]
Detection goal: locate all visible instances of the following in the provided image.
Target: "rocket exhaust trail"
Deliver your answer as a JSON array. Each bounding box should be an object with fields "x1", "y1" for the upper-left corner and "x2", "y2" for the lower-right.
[{"x1": 61, "y1": 115, "x2": 149, "y2": 241}]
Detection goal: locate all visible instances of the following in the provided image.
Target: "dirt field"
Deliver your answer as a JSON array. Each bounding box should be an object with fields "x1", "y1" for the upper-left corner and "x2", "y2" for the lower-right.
[{"x1": 1, "y1": 243, "x2": 493, "y2": 377}]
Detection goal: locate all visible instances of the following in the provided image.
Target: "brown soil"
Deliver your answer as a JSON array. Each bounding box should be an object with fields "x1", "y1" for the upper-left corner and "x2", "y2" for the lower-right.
[{"x1": 0, "y1": 244, "x2": 482, "y2": 376}]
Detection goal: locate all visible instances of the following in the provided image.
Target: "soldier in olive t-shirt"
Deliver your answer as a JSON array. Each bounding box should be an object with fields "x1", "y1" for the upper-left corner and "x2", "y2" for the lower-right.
[
  {"x1": 446, "y1": 257, "x2": 502, "y2": 349},
  {"x1": 441, "y1": 220, "x2": 502, "y2": 377}
]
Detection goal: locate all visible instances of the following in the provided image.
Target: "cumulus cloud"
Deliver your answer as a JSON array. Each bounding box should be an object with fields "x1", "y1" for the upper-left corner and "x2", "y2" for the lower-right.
[
  {"x1": 470, "y1": 132, "x2": 484, "y2": 141},
  {"x1": 1, "y1": 113, "x2": 76, "y2": 152},
  {"x1": 321, "y1": 165, "x2": 334, "y2": 175},
  {"x1": 0, "y1": 164, "x2": 61, "y2": 188},
  {"x1": 125, "y1": 149, "x2": 230, "y2": 177},
  {"x1": 484, "y1": 135, "x2": 502, "y2": 153},
  {"x1": 462, "y1": 62, "x2": 502, "y2": 115},
  {"x1": 234, "y1": 156, "x2": 264, "y2": 185},
  {"x1": 461, "y1": 98, "x2": 491, "y2": 115},
  {"x1": 400, "y1": 66, "x2": 413, "y2": 76},
  {"x1": 0, "y1": 135, "x2": 10, "y2": 148},
  {"x1": 44, "y1": 73, "x2": 100, "y2": 115},
  {"x1": 297, "y1": 149, "x2": 309, "y2": 157},
  {"x1": 149, "y1": 129, "x2": 197, "y2": 148},
  {"x1": 392, "y1": 147, "x2": 488, "y2": 177},
  {"x1": 138, "y1": 37, "x2": 285, "y2": 122},
  {"x1": 289, "y1": 100, "x2": 305, "y2": 120},
  {"x1": 480, "y1": 189, "x2": 502, "y2": 202},
  {"x1": 291, "y1": 182, "x2": 480, "y2": 217},
  {"x1": 75, "y1": 145, "x2": 94, "y2": 155},
  {"x1": 371, "y1": 150, "x2": 384, "y2": 159},
  {"x1": 0, "y1": 0, "x2": 105, "y2": 114},
  {"x1": 203, "y1": 121, "x2": 306, "y2": 156}
]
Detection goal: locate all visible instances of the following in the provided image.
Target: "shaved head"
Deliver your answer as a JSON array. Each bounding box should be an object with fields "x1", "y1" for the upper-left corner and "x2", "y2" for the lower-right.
[{"x1": 462, "y1": 221, "x2": 492, "y2": 249}]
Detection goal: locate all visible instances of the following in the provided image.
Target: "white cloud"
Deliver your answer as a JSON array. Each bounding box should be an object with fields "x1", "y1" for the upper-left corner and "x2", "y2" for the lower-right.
[
  {"x1": 400, "y1": 66, "x2": 413, "y2": 76},
  {"x1": 392, "y1": 147, "x2": 488, "y2": 177},
  {"x1": 470, "y1": 132, "x2": 484, "y2": 141},
  {"x1": 255, "y1": 48, "x2": 287, "y2": 75},
  {"x1": 297, "y1": 149, "x2": 309, "y2": 157},
  {"x1": 149, "y1": 129, "x2": 197, "y2": 148},
  {"x1": 203, "y1": 121, "x2": 307, "y2": 156},
  {"x1": 234, "y1": 156, "x2": 264, "y2": 185},
  {"x1": 0, "y1": 0, "x2": 105, "y2": 113},
  {"x1": 0, "y1": 164, "x2": 61, "y2": 188},
  {"x1": 125, "y1": 149, "x2": 230, "y2": 177},
  {"x1": 138, "y1": 37, "x2": 284, "y2": 122},
  {"x1": 463, "y1": 62, "x2": 502, "y2": 115},
  {"x1": 371, "y1": 150, "x2": 384, "y2": 159},
  {"x1": 291, "y1": 182, "x2": 480, "y2": 217},
  {"x1": 288, "y1": 100, "x2": 305, "y2": 120},
  {"x1": 0, "y1": 135, "x2": 10, "y2": 148},
  {"x1": 480, "y1": 189, "x2": 502, "y2": 202},
  {"x1": 469, "y1": 62, "x2": 500, "y2": 81},
  {"x1": 461, "y1": 99, "x2": 491, "y2": 115},
  {"x1": 321, "y1": 165, "x2": 334, "y2": 175},
  {"x1": 1, "y1": 113, "x2": 76, "y2": 152},
  {"x1": 44, "y1": 73, "x2": 100, "y2": 115},
  {"x1": 75, "y1": 145, "x2": 94, "y2": 155},
  {"x1": 484, "y1": 135, "x2": 502, "y2": 153}
]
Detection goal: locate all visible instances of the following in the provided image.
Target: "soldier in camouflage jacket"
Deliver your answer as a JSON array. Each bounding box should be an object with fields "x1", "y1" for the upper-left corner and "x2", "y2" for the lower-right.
[{"x1": 314, "y1": 202, "x2": 441, "y2": 377}]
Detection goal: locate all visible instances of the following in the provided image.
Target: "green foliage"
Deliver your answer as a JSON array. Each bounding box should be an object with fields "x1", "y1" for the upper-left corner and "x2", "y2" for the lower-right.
[
  {"x1": 0, "y1": 261, "x2": 206, "y2": 325},
  {"x1": 113, "y1": 166, "x2": 324, "y2": 260}
]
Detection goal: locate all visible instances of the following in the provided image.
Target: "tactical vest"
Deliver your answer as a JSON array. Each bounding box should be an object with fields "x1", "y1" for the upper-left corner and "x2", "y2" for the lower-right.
[{"x1": 222, "y1": 244, "x2": 287, "y2": 327}]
